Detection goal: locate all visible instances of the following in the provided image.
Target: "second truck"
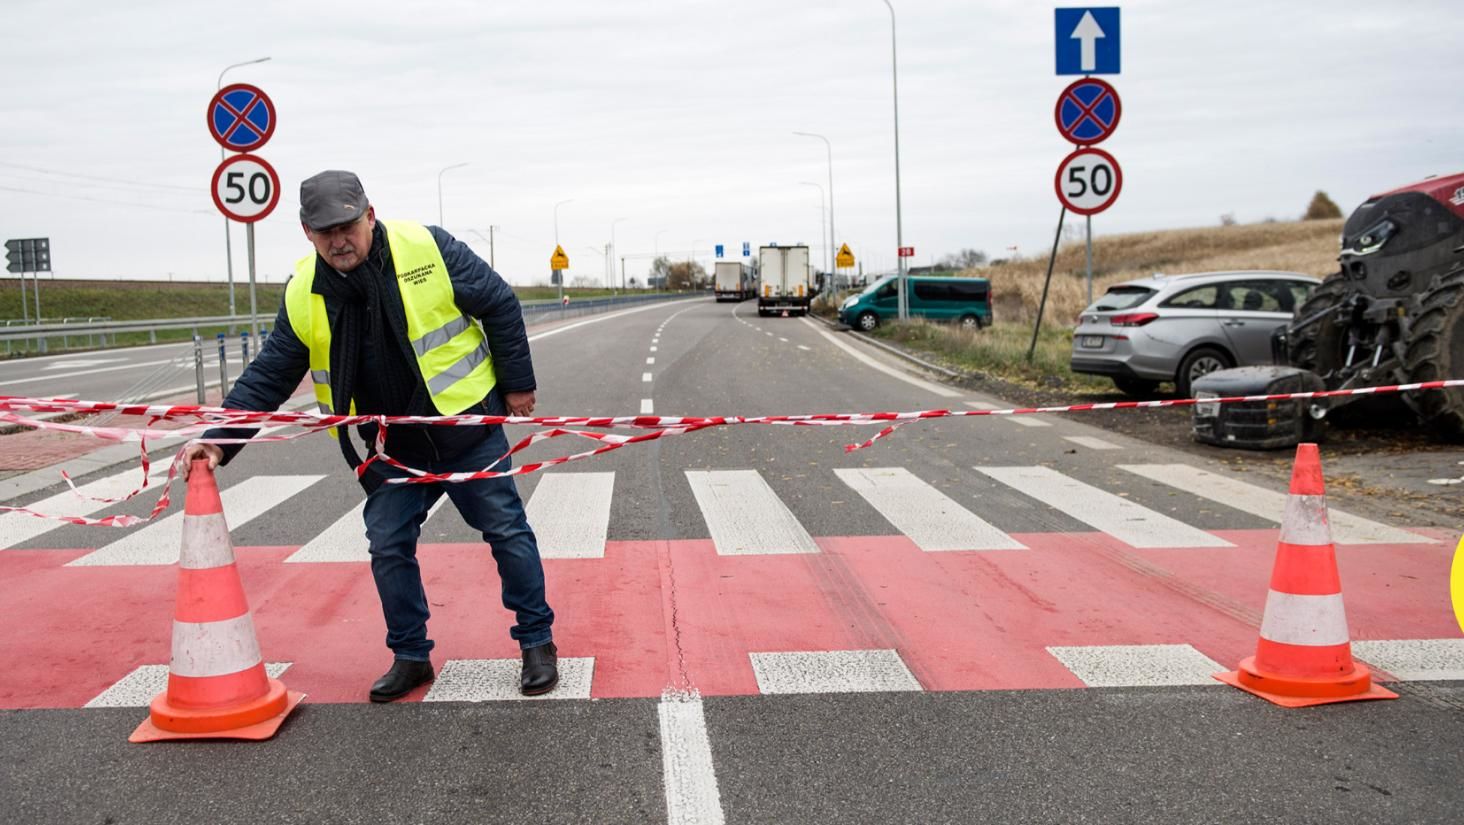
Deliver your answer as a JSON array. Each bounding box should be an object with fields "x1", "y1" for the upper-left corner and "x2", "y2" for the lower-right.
[{"x1": 757, "y1": 244, "x2": 814, "y2": 317}]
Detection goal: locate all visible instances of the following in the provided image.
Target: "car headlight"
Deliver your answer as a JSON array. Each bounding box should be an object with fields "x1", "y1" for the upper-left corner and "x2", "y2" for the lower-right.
[{"x1": 840, "y1": 297, "x2": 857, "y2": 309}]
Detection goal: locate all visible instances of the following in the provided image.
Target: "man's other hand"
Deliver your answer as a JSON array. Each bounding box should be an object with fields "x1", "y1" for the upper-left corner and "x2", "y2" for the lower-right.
[
  {"x1": 504, "y1": 390, "x2": 537, "y2": 418},
  {"x1": 181, "y1": 442, "x2": 224, "y2": 479}
]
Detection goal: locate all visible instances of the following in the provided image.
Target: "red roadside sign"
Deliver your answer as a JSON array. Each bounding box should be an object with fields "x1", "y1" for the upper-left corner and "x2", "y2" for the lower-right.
[{"x1": 897, "y1": 247, "x2": 915, "y2": 258}]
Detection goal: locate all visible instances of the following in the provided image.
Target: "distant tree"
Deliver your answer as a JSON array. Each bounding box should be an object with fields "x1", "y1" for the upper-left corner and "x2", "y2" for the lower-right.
[
  {"x1": 666, "y1": 260, "x2": 707, "y2": 290},
  {"x1": 628, "y1": 276, "x2": 641, "y2": 289},
  {"x1": 1303, "y1": 190, "x2": 1343, "y2": 220},
  {"x1": 1219, "y1": 212, "x2": 1237, "y2": 227},
  {"x1": 649, "y1": 256, "x2": 672, "y2": 284},
  {"x1": 938, "y1": 248, "x2": 989, "y2": 270}
]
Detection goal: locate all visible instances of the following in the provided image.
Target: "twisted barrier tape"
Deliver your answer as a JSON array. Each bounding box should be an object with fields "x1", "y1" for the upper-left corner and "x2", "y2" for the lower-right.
[{"x1": 0, "y1": 377, "x2": 1460, "y2": 528}]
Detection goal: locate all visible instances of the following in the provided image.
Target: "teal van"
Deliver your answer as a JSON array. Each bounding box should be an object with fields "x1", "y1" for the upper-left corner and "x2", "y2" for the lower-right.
[{"x1": 837, "y1": 275, "x2": 993, "y2": 331}]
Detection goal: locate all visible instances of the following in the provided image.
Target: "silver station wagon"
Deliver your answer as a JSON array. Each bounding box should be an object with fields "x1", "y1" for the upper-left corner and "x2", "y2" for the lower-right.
[{"x1": 1070, "y1": 271, "x2": 1320, "y2": 397}]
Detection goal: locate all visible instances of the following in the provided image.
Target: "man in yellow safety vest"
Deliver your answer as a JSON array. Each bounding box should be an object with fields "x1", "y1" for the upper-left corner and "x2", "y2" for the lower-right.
[{"x1": 185, "y1": 170, "x2": 557, "y2": 702}]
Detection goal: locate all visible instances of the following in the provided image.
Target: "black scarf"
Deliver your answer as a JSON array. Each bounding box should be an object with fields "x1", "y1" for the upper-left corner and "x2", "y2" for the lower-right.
[{"x1": 313, "y1": 225, "x2": 430, "y2": 478}]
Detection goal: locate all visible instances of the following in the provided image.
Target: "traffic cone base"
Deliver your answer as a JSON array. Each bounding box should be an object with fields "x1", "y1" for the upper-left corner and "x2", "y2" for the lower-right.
[
  {"x1": 1214, "y1": 658, "x2": 1397, "y2": 709},
  {"x1": 130, "y1": 681, "x2": 305, "y2": 742}
]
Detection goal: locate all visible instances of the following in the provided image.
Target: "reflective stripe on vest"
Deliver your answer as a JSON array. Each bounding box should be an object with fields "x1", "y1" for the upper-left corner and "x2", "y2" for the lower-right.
[{"x1": 284, "y1": 220, "x2": 497, "y2": 417}]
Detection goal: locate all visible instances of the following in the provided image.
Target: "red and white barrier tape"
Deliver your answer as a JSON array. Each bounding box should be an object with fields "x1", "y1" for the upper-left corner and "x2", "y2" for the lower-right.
[{"x1": 0, "y1": 378, "x2": 1459, "y2": 527}]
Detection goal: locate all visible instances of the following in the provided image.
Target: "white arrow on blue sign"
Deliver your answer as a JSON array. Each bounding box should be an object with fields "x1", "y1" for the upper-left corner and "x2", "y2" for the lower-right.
[
  {"x1": 1055, "y1": 7, "x2": 1120, "y2": 75},
  {"x1": 742, "y1": 242, "x2": 750, "y2": 256}
]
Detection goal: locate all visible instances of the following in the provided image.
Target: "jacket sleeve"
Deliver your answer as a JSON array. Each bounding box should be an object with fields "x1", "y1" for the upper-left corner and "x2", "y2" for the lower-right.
[
  {"x1": 431, "y1": 226, "x2": 536, "y2": 393},
  {"x1": 202, "y1": 297, "x2": 312, "y2": 465}
]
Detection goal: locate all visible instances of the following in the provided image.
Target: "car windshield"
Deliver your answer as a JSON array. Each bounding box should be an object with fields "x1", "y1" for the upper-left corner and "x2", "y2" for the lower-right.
[
  {"x1": 1090, "y1": 286, "x2": 1155, "y2": 312},
  {"x1": 859, "y1": 276, "x2": 896, "y2": 296}
]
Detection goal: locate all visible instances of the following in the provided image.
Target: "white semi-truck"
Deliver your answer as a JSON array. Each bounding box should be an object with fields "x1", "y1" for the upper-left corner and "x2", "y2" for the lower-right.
[
  {"x1": 713, "y1": 261, "x2": 754, "y2": 302},
  {"x1": 757, "y1": 245, "x2": 813, "y2": 316}
]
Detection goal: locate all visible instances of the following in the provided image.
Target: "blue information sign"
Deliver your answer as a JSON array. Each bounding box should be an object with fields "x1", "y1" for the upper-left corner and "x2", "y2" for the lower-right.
[
  {"x1": 1055, "y1": 8, "x2": 1120, "y2": 76},
  {"x1": 1055, "y1": 78, "x2": 1121, "y2": 145},
  {"x1": 742, "y1": 242, "x2": 750, "y2": 256},
  {"x1": 207, "y1": 83, "x2": 276, "y2": 152},
  {"x1": 715, "y1": 244, "x2": 724, "y2": 258}
]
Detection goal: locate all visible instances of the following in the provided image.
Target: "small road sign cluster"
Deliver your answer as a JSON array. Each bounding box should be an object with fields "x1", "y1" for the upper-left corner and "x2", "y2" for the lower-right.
[
  {"x1": 5, "y1": 238, "x2": 50, "y2": 273},
  {"x1": 207, "y1": 84, "x2": 280, "y2": 224},
  {"x1": 1054, "y1": 8, "x2": 1122, "y2": 216}
]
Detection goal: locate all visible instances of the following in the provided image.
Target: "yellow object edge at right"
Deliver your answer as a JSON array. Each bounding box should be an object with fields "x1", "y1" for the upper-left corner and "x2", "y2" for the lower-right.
[{"x1": 1452, "y1": 535, "x2": 1464, "y2": 636}]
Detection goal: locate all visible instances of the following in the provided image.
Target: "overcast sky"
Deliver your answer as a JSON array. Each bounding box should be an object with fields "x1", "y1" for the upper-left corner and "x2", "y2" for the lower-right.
[{"x1": 2, "y1": 0, "x2": 1461, "y2": 291}]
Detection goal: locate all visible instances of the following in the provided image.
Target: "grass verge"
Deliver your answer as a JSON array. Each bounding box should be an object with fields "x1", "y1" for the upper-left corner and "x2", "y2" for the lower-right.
[{"x1": 869, "y1": 319, "x2": 1112, "y2": 392}]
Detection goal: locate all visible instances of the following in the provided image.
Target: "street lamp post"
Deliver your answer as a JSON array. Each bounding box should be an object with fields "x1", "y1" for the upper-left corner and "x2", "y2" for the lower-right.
[
  {"x1": 554, "y1": 198, "x2": 574, "y2": 304},
  {"x1": 654, "y1": 229, "x2": 669, "y2": 290},
  {"x1": 800, "y1": 182, "x2": 828, "y2": 279},
  {"x1": 878, "y1": 1, "x2": 907, "y2": 320},
  {"x1": 437, "y1": 162, "x2": 469, "y2": 228},
  {"x1": 216, "y1": 56, "x2": 271, "y2": 325},
  {"x1": 611, "y1": 217, "x2": 628, "y2": 293},
  {"x1": 794, "y1": 131, "x2": 836, "y2": 293}
]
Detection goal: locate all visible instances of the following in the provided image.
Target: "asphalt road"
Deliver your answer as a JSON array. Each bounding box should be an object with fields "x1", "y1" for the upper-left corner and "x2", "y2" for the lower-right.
[{"x1": 1, "y1": 297, "x2": 1459, "y2": 824}]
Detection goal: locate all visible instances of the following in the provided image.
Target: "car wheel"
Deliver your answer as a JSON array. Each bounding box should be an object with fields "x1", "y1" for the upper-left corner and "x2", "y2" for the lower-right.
[
  {"x1": 959, "y1": 313, "x2": 981, "y2": 330},
  {"x1": 1175, "y1": 346, "x2": 1232, "y2": 397},
  {"x1": 1112, "y1": 376, "x2": 1160, "y2": 398},
  {"x1": 856, "y1": 311, "x2": 880, "y2": 332}
]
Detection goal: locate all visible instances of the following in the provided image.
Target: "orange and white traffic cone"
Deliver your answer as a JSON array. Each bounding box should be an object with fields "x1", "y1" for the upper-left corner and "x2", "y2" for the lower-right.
[
  {"x1": 1213, "y1": 443, "x2": 1397, "y2": 707},
  {"x1": 130, "y1": 460, "x2": 304, "y2": 742}
]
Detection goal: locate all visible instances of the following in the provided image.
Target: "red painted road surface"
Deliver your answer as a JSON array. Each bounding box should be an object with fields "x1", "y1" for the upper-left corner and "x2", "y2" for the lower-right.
[{"x1": 0, "y1": 530, "x2": 1453, "y2": 708}]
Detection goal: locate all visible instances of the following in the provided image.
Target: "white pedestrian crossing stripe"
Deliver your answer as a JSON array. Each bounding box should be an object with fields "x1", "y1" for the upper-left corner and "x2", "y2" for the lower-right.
[
  {"x1": 285, "y1": 497, "x2": 449, "y2": 563},
  {"x1": 686, "y1": 470, "x2": 819, "y2": 555},
  {"x1": 1046, "y1": 644, "x2": 1225, "y2": 687},
  {"x1": 1064, "y1": 436, "x2": 1120, "y2": 450},
  {"x1": 84, "y1": 662, "x2": 292, "y2": 708},
  {"x1": 423, "y1": 657, "x2": 595, "y2": 701},
  {"x1": 526, "y1": 473, "x2": 615, "y2": 558},
  {"x1": 67, "y1": 475, "x2": 326, "y2": 566},
  {"x1": 749, "y1": 649, "x2": 922, "y2": 694},
  {"x1": 1117, "y1": 464, "x2": 1429, "y2": 545},
  {"x1": 835, "y1": 467, "x2": 1024, "y2": 551},
  {"x1": 0, "y1": 463, "x2": 170, "y2": 550},
  {"x1": 1352, "y1": 639, "x2": 1464, "y2": 681},
  {"x1": 965, "y1": 401, "x2": 1050, "y2": 427},
  {"x1": 976, "y1": 466, "x2": 1232, "y2": 548}
]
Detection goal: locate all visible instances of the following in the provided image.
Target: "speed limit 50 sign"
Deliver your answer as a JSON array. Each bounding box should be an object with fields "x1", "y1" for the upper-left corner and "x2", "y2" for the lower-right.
[
  {"x1": 1054, "y1": 147, "x2": 1122, "y2": 216},
  {"x1": 211, "y1": 154, "x2": 281, "y2": 223}
]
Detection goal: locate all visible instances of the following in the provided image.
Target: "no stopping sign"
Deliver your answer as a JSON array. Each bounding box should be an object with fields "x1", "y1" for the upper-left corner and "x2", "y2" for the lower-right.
[
  {"x1": 211, "y1": 154, "x2": 281, "y2": 223},
  {"x1": 1055, "y1": 147, "x2": 1122, "y2": 215}
]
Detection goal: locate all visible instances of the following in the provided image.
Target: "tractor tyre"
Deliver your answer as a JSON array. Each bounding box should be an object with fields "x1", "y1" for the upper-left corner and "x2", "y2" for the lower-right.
[
  {"x1": 1400, "y1": 267, "x2": 1464, "y2": 438},
  {"x1": 1287, "y1": 273, "x2": 1352, "y2": 377}
]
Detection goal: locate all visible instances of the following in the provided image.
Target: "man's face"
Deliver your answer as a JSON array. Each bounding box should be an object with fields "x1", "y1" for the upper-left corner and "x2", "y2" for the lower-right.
[{"x1": 304, "y1": 206, "x2": 375, "y2": 271}]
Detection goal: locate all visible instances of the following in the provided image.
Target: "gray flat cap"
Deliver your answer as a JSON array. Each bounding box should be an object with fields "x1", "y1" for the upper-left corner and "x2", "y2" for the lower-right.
[{"x1": 299, "y1": 170, "x2": 369, "y2": 230}]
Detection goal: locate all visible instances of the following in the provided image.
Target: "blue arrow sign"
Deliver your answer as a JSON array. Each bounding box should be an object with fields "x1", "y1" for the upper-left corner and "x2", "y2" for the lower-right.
[
  {"x1": 742, "y1": 242, "x2": 750, "y2": 256},
  {"x1": 716, "y1": 244, "x2": 724, "y2": 258},
  {"x1": 1055, "y1": 8, "x2": 1120, "y2": 75}
]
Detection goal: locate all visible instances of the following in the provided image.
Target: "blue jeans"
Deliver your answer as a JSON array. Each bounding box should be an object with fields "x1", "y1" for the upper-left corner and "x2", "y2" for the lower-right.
[{"x1": 362, "y1": 397, "x2": 554, "y2": 661}]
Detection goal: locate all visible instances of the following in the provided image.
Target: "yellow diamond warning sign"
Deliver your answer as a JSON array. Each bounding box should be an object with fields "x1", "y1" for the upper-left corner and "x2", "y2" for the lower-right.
[
  {"x1": 836, "y1": 243, "x2": 855, "y2": 269},
  {"x1": 550, "y1": 244, "x2": 569, "y2": 270}
]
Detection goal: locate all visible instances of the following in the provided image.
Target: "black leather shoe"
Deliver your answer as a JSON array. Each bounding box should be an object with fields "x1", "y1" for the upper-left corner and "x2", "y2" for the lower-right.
[
  {"x1": 369, "y1": 659, "x2": 434, "y2": 703},
  {"x1": 521, "y1": 642, "x2": 559, "y2": 696}
]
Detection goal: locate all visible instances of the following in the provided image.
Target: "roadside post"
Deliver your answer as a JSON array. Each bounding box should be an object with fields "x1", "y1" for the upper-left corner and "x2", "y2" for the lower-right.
[
  {"x1": 216, "y1": 332, "x2": 230, "y2": 397},
  {"x1": 193, "y1": 335, "x2": 206, "y2": 403},
  {"x1": 208, "y1": 83, "x2": 280, "y2": 345},
  {"x1": 836, "y1": 243, "x2": 855, "y2": 291}
]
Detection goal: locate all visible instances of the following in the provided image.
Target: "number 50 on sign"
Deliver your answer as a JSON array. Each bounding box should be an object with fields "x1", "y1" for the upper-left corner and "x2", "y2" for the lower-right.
[
  {"x1": 211, "y1": 154, "x2": 282, "y2": 223},
  {"x1": 1055, "y1": 147, "x2": 1122, "y2": 216}
]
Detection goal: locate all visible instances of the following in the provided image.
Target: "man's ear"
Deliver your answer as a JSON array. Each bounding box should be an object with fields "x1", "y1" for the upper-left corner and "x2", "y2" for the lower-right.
[
  {"x1": 365, "y1": 206, "x2": 376, "y2": 230},
  {"x1": 302, "y1": 222, "x2": 315, "y2": 241}
]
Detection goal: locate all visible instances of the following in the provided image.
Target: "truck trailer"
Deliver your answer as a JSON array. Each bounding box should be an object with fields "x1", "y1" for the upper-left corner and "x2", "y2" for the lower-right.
[
  {"x1": 713, "y1": 261, "x2": 754, "y2": 302},
  {"x1": 757, "y1": 245, "x2": 813, "y2": 316}
]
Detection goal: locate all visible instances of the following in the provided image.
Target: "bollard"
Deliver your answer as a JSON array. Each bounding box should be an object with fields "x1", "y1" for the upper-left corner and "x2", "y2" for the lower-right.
[
  {"x1": 259, "y1": 327, "x2": 269, "y2": 354},
  {"x1": 193, "y1": 335, "x2": 206, "y2": 404},
  {"x1": 216, "y1": 333, "x2": 230, "y2": 397},
  {"x1": 240, "y1": 330, "x2": 251, "y2": 365}
]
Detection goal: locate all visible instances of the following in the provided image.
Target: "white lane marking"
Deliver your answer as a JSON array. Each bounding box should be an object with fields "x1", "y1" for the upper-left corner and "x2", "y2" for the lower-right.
[
  {"x1": 643, "y1": 372, "x2": 654, "y2": 383},
  {"x1": 641, "y1": 398, "x2": 654, "y2": 415},
  {"x1": 778, "y1": 337, "x2": 788, "y2": 343},
  {"x1": 84, "y1": 662, "x2": 291, "y2": 708},
  {"x1": 424, "y1": 657, "x2": 595, "y2": 701},
  {"x1": 797, "y1": 345, "x2": 811, "y2": 351},
  {"x1": 1064, "y1": 436, "x2": 1121, "y2": 450},
  {"x1": 43, "y1": 359, "x2": 124, "y2": 370},
  {"x1": 68, "y1": 475, "x2": 326, "y2": 566},
  {"x1": 526, "y1": 473, "x2": 614, "y2": 558},
  {"x1": 526, "y1": 300, "x2": 688, "y2": 343},
  {"x1": 286, "y1": 498, "x2": 448, "y2": 563},
  {"x1": 685, "y1": 470, "x2": 819, "y2": 555},
  {"x1": 749, "y1": 650, "x2": 922, "y2": 694},
  {"x1": 807, "y1": 321, "x2": 962, "y2": 398},
  {"x1": 650, "y1": 346, "x2": 658, "y2": 353},
  {"x1": 1047, "y1": 645, "x2": 1225, "y2": 687},
  {"x1": 976, "y1": 466, "x2": 1232, "y2": 548},
  {"x1": 647, "y1": 357, "x2": 656, "y2": 365},
  {"x1": 0, "y1": 357, "x2": 179, "y2": 387},
  {"x1": 659, "y1": 691, "x2": 726, "y2": 825},
  {"x1": 0, "y1": 463, "x2": 170, "y2": 550},
  {"x1": 834, "y1": 467, "x2": 1025, "y2": 551},
  {"x1": 1116, "y1": 464, "x2": 1429, "y2": 545},
  {"x1": 1353, "y1": 639, "x2": 1464, "y2": 681}
]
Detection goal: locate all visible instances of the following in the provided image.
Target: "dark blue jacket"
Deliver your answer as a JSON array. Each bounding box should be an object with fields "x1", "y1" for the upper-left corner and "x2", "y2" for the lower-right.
[{"x1": 208, "y1": 224, "x2": 534, "y2": 465}]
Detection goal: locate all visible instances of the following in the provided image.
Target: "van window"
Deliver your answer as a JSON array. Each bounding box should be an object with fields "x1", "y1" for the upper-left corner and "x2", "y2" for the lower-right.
[
  {"x1": 875, "y1": 281, "x2": 896, "y2": 299},
  {"x1": 1093, "y1": 286, "x2": 1154, "y2": 311},
  {"x1": 948, "y1": 281, "x2": 989, "y2": 301},
  {"x1": 913, "y1": 282, "x2": 949, "y2": 301}
]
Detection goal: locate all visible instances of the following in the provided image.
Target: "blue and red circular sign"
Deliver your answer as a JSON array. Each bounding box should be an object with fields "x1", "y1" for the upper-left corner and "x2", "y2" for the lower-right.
[
  {"x1": 1055, "y1": 78, "x2": 1121, "y2": 146},
  {"x1": 207, "y1": 83, "x2": 276, "y2": 152}
]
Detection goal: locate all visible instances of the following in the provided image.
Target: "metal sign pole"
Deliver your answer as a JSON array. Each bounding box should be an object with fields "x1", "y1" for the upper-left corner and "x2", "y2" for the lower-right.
[
  {"x1": 19, "y1": 270, "x2": 29, "y2": 325},
  {"x1": 1086, "y1": 215, "x2": 1094, "y2": 306},
  {"x1": 246, "y1": 222, "x2": 260, "y2": 344},
  {"x1": 32, "y1": 269, "x2": 41, "y2": 327}
]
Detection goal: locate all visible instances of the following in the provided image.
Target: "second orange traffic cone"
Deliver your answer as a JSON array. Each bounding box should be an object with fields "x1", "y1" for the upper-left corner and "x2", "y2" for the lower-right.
[
  {"x1": 130, "y1": 460, "x2": 304, "y2": 742},
  {"x1": 1213, "y1": 443, "x2": 1397, "y2": 707}
]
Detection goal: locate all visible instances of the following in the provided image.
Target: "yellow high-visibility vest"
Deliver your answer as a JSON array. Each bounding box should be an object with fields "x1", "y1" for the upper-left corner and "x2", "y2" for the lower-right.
[{"x1": 284, "y1": 220, "x2": 496, "y2": 416}]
